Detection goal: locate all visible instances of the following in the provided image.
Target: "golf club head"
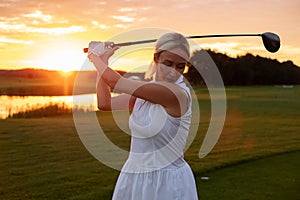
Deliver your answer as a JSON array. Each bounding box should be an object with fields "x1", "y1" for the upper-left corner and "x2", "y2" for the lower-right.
[{"x1": 261, "y1": 32, "x2": 280, "y2": 53}]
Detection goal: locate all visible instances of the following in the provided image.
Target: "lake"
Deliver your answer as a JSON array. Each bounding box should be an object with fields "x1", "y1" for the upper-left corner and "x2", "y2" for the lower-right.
[{"x1": 0, "y1": 94, "x2": 98, "y2": 119}]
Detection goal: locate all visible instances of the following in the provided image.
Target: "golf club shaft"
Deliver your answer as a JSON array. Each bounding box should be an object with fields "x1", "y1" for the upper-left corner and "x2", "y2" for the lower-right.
[{"x1": 83, "y1": 33, "x2": 262, "y2": 53}]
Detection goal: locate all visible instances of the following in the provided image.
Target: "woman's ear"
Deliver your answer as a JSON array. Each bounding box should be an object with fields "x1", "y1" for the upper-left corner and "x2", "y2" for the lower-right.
[{"x1": 183, "y1": 62, "x2": 192, "y2": 74}]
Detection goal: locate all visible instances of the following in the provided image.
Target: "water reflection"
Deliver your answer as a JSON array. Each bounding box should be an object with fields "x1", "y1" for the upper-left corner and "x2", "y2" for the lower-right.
[{"x1": 0, "y1": 94, "x2": 98, "y2": 119}]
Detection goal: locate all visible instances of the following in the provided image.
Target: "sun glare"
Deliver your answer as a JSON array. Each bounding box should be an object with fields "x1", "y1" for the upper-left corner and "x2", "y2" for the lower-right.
[
  {"x1": 33, "y1": 39, "x2": 85, "y2": 71},
  {"x1": 59, "y1": 70, "x2": 73, "y2": 77}
]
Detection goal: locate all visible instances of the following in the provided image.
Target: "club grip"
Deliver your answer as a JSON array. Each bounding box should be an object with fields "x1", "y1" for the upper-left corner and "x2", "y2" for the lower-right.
[{"x1": 82, "y1": 38, "x2": 157, "y2": 53}]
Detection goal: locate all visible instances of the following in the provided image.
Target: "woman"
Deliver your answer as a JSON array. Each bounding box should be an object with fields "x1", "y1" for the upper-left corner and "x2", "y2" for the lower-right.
[{"x1": 88, "y1": 32, "x2": 198, "y2": 200}]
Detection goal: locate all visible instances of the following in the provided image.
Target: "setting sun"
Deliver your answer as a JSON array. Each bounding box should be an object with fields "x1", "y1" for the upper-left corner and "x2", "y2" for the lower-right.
[{"x1": 32, "y1": 38, "x2": 86, "y2": 71}]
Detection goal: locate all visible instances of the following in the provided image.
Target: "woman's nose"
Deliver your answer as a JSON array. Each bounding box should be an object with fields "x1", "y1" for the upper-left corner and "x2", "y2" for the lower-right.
[{"x1": 170, "y1": 67, "x2": 178, "y2": 75}]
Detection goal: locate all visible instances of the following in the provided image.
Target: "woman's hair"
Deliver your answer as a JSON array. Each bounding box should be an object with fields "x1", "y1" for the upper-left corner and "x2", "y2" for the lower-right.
[{"x1": 144, "y1": 32, "x2": 190, "y2": 80}]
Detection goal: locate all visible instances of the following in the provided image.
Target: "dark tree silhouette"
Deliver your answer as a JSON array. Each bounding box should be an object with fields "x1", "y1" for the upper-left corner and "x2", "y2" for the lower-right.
[{"x1": 186, "y1": 49, "x2": 300, "y2": 86}]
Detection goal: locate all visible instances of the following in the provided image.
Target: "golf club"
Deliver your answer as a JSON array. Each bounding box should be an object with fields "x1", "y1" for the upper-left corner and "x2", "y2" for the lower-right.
[{"x1": 83, "y1": 32, "x2": 280, "y2": 53}]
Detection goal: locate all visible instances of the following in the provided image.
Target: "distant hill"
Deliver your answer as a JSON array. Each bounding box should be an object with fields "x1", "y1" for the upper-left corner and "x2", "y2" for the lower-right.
[
  {"x1": 0, "y1": 68, "x2": 144, "y2": 96},
  {"x1": 0, "y1": 68, "x2": 144, "y2": 81},
  {"x1": 0, "y1": 68, "x2": 59, "y2": 79}
]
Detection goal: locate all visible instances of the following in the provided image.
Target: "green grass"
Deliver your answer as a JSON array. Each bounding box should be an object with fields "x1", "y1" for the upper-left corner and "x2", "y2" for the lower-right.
[
  {"x1": 0, "y1": 117, "x2": 119, "y2": 199},
  {"x1": 0, "y1": 86, "x2": 300, "y2": 199},
  {"x1": 197, "y1": 151, "x2": 300, "y2": 200}
]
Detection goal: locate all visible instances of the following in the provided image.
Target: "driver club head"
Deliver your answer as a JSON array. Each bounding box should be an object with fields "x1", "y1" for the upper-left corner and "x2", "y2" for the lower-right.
[{"x1": 261, "y1": 32, "x2": 280, "y2": 53}]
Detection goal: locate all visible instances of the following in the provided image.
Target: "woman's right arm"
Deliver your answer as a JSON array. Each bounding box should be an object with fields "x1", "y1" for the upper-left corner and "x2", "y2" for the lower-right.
[
  {"x1": 96, "y1": 63, "x2": 136, "y2": 111},
  {"x1": 96, "y1": 75, "x2": 111, "y2": 111}
]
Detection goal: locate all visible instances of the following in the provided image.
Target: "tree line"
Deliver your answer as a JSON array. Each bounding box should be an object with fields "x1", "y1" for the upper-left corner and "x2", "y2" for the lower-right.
[{"x1": 186, "y1": 49, "x2": 300, "y2": 86}]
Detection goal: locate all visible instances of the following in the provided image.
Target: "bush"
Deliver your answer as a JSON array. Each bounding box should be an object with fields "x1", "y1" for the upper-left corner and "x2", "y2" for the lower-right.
[{"x1": 9, "y1": 102, "x2": 73, "y2": 118}]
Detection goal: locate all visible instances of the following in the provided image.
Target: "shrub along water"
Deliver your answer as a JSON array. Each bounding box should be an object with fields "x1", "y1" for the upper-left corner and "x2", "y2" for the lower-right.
[{"x1": 8, "y1": 102, "x2": 74, "y2": 118}]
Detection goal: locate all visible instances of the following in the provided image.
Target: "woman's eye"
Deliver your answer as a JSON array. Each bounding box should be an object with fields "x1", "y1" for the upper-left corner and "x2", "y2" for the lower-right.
[
  {"x1": 162, "y1": 61, "x2": 172, "y2": 66},
  {"x1": 177, "y1": 64, "x2": 186, "y2": 69}
]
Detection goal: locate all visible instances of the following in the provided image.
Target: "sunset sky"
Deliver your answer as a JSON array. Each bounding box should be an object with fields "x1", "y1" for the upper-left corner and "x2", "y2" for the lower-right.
[{"x1": 0, "y1": 0, "x2": 299, "y2": 72}]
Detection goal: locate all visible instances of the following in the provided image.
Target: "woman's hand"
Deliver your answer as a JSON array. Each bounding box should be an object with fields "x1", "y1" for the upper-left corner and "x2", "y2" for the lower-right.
[
  {"x1": 88, "y1": 41, "x2": 119, "y2": 64},
  {"x1": 100, "y1": 42, "x2": 120, "y2": 64},
  {"x1": 88, "y1": 41, "x2": 106, "y2": 56}
]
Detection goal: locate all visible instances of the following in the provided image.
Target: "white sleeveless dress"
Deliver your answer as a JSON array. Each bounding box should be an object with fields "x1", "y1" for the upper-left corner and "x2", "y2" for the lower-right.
[{"x1": 112, "y1": 76, "x2": 198, "y2": 200}]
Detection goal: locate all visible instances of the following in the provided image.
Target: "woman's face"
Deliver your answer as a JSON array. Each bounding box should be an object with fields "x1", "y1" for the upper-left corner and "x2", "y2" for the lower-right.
[{"x1": 155, "y1": 51, "x2": 187, "y2": 83}]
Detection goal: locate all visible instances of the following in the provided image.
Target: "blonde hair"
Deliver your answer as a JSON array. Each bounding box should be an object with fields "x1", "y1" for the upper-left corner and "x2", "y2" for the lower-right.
[{"x1": 144, "y1": 32, "x2": 190, "y2": 80}]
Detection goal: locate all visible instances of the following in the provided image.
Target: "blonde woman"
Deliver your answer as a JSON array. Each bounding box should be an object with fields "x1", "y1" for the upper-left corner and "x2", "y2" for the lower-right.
[{"x1": 88, "y1": 32, "x2": 198, "y2": 200}]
